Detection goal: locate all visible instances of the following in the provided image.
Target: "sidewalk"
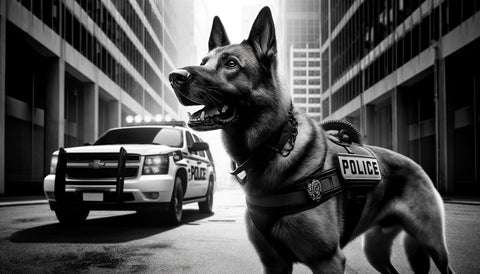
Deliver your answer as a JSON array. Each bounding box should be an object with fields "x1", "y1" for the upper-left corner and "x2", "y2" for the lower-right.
[
  {"x1": 443, "y1": 196, "x2": 480, "y2": 206},
  {"x1": 1, "y1": 190, "x2": 479, "y2": 208},
  {"x1": 0, "y1": 195, "x2": 47, "y2": 207}
]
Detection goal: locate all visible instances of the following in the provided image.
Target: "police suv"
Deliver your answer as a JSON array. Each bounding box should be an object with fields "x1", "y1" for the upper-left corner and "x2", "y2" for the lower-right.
[{"x1": 43, "y1": 121, "x2": 215, "y2": 225}]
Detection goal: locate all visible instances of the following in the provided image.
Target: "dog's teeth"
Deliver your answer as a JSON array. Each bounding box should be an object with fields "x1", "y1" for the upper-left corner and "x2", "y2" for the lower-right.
[
  {"x1": 215, "y1": 110, "x2": 220, "y2": 115},
  {"x1": 188, "y1": 112, "x2": 192, "y2": 119},
  {"x1": 221, "y1": 105, "x2": 229, "y2": 113},
  {"x1": 200, "y1": 111, "x2": 205, "y2": 120}
]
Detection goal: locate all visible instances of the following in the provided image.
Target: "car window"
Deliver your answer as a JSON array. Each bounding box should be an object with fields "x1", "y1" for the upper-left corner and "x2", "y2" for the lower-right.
[
  {"x1": 94, "y1": 127, "x2": 183, "y2": 147},
  {"x1": 192, "y1": 134, "x2": 206, "y2": 158},
  {"x1": 185, "y1": 131, "x2": 197, "y2": 155}
]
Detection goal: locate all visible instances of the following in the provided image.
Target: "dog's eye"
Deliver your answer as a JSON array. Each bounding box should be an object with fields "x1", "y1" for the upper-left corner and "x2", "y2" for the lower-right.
[{"x1": 225, "y1": 60, "x2": 238, "y2": 68}]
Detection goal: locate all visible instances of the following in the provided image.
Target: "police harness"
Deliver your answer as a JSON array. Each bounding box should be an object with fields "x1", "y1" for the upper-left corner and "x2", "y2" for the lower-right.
[{"x1": 230, "y1": 117, "x2": 382, "y2": 261}]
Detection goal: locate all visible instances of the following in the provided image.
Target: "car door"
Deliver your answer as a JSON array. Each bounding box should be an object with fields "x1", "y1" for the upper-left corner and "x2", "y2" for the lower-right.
[
  {"x1": 186, "y1": 131, "x2": 209, "y2": 198},
  {"x1": 192, "y1": 134, "x2": 209, "y2": 197},
  {"x1": 183, "y1": 131, "x2": 199, "y2": 199}
]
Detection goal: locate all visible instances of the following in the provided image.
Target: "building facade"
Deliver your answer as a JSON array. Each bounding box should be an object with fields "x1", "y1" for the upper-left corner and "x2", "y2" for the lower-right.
[
  {"x1": 280, "y1": 0, "x2": 322, "y2": 122},
  {"x1": 321, "y1": 0, "x2": 480, "y2": 195},
  {"x1": 0, "y1": 0, "x2": 183, "y2": 194}
]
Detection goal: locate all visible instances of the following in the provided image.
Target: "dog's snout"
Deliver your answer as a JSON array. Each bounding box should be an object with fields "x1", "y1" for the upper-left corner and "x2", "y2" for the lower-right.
[{"x1": 169, "y1": 69, "x2": 191, "y2": 86}]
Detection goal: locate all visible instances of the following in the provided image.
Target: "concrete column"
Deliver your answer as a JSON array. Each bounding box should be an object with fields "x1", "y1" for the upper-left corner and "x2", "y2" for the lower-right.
[
  {"x1": 44, "y1": 58, "x2": 65, "y2": 175},
  {"x1": 392, "y1": 88, "x2": 409, "y2": 155},
  {"x1": 364, "y1": 105, "x2": 376, "y2": 145},
  {"x1": 436, "y1": 56, "x2": 454, "y2": 194},
  {"x1": 83, "y1": 83, "x2": 99, "y2": 143},
  {"x1": 108, "y1": 100, "x2": 121, "y2": 129},
  {"x1": 0, "y1": 0, "x2": 6, "y2": 195}
]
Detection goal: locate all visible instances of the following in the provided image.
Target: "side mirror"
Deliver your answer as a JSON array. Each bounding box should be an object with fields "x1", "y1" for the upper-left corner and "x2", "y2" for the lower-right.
[{"x1": 189, "y1": 142, "x2": 209, "y2": 152}]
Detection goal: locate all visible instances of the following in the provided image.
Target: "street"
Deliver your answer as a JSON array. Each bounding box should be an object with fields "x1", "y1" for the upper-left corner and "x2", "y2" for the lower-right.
[{"x1": 0, "y1": 186, "x2": 479, "y2": 273}]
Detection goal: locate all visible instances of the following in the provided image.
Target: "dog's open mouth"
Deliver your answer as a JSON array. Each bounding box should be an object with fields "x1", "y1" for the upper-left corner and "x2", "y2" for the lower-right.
[{"x1": 188, "y1": 104, "x2": 237, "y2": 130}]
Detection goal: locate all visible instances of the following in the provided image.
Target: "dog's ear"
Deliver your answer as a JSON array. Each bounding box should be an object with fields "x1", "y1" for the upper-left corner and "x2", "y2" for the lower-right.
[
  {"x1": 247, "y1": 7, "x2": 276, "y2": 59},
  {"x1": 208, "y1": 16, "x2": 230, "y2": 51}
]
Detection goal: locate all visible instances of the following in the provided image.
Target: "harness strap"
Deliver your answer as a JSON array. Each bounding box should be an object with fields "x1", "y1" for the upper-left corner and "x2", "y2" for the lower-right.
[
  {"x1": 246, "y1": 168, "x2": 342, "y2": 262},
  {"x1": 246, "y1": 169, "x2": 342, "y2": 215}
]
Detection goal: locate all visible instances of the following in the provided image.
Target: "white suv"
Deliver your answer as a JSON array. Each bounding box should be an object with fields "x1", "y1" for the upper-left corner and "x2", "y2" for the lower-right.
[{"x1": 43, "y1": 122, "x2": 215, "y2": 225}]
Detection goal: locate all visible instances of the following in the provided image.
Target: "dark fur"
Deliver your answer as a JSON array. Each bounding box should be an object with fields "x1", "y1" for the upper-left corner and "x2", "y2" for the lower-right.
[{"x1": 170, "y1": 7, "x2": 454, "y2": 274}]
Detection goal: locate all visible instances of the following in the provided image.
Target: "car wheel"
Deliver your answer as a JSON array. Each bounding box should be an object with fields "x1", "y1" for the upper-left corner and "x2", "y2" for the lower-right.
[
  {"x1": 167, "y1": 176, "x2": 184, "y2": 224},
  {"x1": 199, "y1": 179, "x2": 214, "y2": 213},
  {"x1": 54, "y1": 208, "x2": 89, "y2": 225}
]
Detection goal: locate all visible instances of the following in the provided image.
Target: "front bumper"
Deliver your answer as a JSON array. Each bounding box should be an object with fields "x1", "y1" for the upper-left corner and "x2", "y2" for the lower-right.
[{"x1": 44, "y1": 174, "x2": 175, "y2": 207}]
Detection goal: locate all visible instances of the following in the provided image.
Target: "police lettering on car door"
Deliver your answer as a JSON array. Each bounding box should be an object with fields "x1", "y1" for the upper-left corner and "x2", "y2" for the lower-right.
[{"x1": 190, "y1": 165, "x2": 207, "y2": 180}]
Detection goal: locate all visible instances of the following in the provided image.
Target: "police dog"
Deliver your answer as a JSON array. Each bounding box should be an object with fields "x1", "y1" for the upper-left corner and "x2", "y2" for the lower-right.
[{"x1": 169, "y1": 7, "x2": 454, "y2": 274}]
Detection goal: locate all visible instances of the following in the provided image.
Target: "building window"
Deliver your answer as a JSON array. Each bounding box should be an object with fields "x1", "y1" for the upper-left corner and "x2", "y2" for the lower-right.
[
  {"x1": 294, "y1": 88, "x2": 307, "y2": 94},
  {"x1": 293, "y1": 98, "x2": 307, "y2": 104},
  {"x1": 308, "y1": 98, "x2": 321, "y2": 104},
  {"x1": 309, "y1": 70, "x2": 321, "y2": 76},
  {"x1": 293, "y1": 79, "x2": 307, "y2": 85},
  {"x1": 309, "y1": 88, "x2": 321, "y2": 94},
  {"x1": 308, "y1": 107, "x2": 321, "y2": 113},
  {"x1": 322, "y1": 99, "x2": 329, "y2": 118},
  {"x1": 308, "y1": 61, "x2": 321, "y2": 67},
  {"x1": 293, "y1": 61, "x2": 307, "y2": 67},
  {"x1": 309, "y1": 79, "x2": 321, "y2": 85},
  {"x1": 293, "y1": 70, "x2": 307, "y2": 76},
  {"x1": 293, "y1": 52, "x2": 307, "y2": 58}
]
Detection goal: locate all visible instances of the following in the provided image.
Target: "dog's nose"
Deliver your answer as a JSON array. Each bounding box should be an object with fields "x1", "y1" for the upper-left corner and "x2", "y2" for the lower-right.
[{"x1": 169, "y1": 69, "x2": 191, "y2": 86}]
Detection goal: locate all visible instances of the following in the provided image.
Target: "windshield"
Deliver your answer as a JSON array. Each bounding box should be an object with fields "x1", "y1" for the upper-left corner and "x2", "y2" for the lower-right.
[{"x1": 94, "y1": 127, "x2": 183, "y2": 147}]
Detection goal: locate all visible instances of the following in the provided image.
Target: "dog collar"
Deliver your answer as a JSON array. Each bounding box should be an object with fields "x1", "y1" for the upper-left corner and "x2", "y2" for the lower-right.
[{"x1": 230, "y1": 105, "x2": 298, "y2": 185}]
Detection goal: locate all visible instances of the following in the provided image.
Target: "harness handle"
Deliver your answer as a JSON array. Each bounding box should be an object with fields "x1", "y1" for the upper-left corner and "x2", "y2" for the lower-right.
[{"x1": 320, "y1": 120, "x2": 362, "y2": 144}]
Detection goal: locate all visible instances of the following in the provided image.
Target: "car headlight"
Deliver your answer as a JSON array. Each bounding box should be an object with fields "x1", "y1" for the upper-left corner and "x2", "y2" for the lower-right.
[
  {"x1": 143, "y1": 155, "x2": 169, "y2": 175},
  {"x1": 50, "y1": 155, "x2": 58, "y2": 174}
]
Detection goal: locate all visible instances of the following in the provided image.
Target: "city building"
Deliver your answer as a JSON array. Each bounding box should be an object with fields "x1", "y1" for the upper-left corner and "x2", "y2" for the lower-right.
[
  {"x1": 0, "y1": 0, "x2": 185, "y2": 194},
  {"x1": 280, "y1": 0, "x2": 322, "y2": 122},
  {"x1": 321, "y1": 0, "x2": 480, "y2": 195}
]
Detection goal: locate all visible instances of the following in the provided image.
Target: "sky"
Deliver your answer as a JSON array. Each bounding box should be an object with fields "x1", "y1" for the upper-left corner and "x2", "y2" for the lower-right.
[{"x1": 202, "y1": 0, "x2": 278, "y2": 42}]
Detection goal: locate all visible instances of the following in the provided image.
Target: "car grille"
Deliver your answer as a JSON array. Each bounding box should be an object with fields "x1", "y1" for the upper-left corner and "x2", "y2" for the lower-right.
[
  {"x1": 66, "y1": 153, "x2": 140, "y2": 180},
  {"x1": 66, "y1": 167, "x2": 138, "y2": 179}
]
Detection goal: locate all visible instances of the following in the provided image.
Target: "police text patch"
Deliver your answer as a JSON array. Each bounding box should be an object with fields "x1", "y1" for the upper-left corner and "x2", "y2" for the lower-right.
[{"x1": 337, "y1": 154, "x2": 381, "y2": 181}]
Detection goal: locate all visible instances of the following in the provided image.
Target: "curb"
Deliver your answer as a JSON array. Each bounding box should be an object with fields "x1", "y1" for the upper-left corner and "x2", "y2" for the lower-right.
[
  {"x1": 0, "y1": 200, "x2": 48, "y2": 208},
  {"x1": 443, "y1": 200, "x2": 480, "y2": 206}
]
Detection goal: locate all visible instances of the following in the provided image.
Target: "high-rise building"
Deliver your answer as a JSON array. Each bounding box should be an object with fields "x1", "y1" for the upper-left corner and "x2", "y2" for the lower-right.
[
  {"x1": 0, "y1": 0, "x2": 185, "y2": 194},
  {"x1": 321, "y1": 0, "x2": 480, "y2": 196},
  {"x1": 280, "y1": 0, "x2": 322, "y2": 122}
]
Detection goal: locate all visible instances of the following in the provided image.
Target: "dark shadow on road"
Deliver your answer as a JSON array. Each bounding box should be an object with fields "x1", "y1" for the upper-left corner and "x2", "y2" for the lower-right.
[{"x1": 8, "y1": 209, "x2": 213, "y2": 244}]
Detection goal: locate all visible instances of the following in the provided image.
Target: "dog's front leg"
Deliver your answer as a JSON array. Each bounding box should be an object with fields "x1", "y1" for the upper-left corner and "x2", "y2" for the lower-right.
[
  {"x1": 245, "y1": 212, "x2": 293, "y2": 274},
  {"x1": 307, "y1": 246, "x2": 346, "y2": 274}
]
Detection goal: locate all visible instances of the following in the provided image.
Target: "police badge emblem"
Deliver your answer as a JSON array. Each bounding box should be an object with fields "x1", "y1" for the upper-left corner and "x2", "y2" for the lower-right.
[{"x1": 306, "y1": 179, "x2": 323, "y2": 202}]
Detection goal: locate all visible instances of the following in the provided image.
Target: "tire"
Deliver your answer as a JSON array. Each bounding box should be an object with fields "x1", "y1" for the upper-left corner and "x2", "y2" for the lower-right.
[
  {"x1": 199, "y1": 179, "x2": 214, "y2": 213},
  {"x1": 54, "y1": 208, "x2": 89, "y2": 225},
  {"x1": 167, "y1": 176, "x2": 184, "y2": 224}
]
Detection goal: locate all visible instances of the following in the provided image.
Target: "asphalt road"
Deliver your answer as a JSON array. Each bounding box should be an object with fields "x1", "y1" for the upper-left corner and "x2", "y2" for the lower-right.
[{"x1": 0, "y1": 186, "x2": 479, "y2": 273}]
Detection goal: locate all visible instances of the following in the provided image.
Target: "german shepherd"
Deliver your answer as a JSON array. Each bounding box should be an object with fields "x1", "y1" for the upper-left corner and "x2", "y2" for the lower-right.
[{"x1": 169, "y1": 7, "x2": 454, "y2": 274}]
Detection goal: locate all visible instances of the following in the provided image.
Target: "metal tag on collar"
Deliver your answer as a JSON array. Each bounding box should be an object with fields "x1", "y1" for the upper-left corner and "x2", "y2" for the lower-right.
[{"x1": 230, "y1": 160, "x2": 248, "y2": 185}]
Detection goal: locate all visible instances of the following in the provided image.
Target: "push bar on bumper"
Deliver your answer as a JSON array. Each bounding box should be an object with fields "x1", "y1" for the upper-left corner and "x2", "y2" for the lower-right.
[
  {"x1": 116, "y1": 147, "x2": 127, "y2": 204},
  {"x1": 54, "y1": 147, "x2": 67, "y2": 202},
  {"x1": 53, "y1": 147, "x2": 128, "y2": 204}
]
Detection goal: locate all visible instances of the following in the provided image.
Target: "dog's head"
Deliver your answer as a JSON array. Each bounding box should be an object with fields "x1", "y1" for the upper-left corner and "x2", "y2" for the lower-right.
[{"x1": 169, "y1": 7, "x2": 289, "y2": 135}]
